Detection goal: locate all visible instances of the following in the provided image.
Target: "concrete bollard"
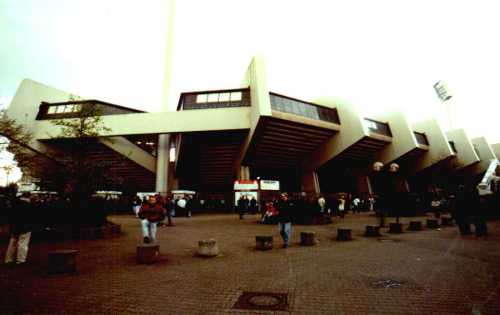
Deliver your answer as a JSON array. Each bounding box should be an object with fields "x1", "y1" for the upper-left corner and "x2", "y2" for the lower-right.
[
  {"x1": 426, "y1": 219, "x2": 440, "y2": 229},
  {"x1": 408, "y1": 221, "x2": 423, "y2": 231},
  {"x1": 137, "y1": 244, "x2": 160, "y2": 264},
  {"x1": 48, "y1": 250, "x2": 79, "y2": 274},
  {"x1": 255, "y1": 236, "x2": 273, "y2": 250},
  {"x1": 364, "y1": 225, "x2": 381, "y2": 237},
  {"x1": 300, "y1": 232, "x2": 317, "y2": 246},
  {"x1": 441, "y1": 216, "x2": 454, "y2": 226},
  {"x1": 336, "y1": 228, "x2": 352, "y2": 241},
  {"x1": 388, "y1": 223, "x2": 403, "y2": 234},
  {"x1": 197, "y1": 239, "x2": 219, "y2": 257}
]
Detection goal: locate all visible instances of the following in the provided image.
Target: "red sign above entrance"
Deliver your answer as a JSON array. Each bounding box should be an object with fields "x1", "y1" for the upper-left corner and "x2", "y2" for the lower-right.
[{"x1": 234, "y1": 180, "x2": 259, "y2": 190}]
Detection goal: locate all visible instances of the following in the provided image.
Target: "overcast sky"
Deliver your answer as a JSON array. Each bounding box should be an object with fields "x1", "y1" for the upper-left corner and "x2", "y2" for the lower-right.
[{"x1": 1, "y1": 0, "x2": 499, "y2": 184}]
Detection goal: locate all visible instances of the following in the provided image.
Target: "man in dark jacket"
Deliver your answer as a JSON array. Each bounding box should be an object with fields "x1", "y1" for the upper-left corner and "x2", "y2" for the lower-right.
[
  {"x1": 276, "y1": 192, "x2": 293, "y2": 248},
  {"x1": 4, "y1": 194, "x2": 34, "y2": 266}
]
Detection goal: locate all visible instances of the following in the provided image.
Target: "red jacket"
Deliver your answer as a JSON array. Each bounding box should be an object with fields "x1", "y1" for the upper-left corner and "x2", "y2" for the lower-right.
[{"x1": 138, "y1": 203, "x2": 165, "y2": 223}]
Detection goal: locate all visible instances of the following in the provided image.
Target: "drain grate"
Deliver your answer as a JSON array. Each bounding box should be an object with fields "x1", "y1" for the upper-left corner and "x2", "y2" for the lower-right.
[
  {"x1": 371, "y1": 279, "x2": 405, "y2": 289},
  {"x1": 233, "y1": 291, "x2": 288, "y2": 311}
]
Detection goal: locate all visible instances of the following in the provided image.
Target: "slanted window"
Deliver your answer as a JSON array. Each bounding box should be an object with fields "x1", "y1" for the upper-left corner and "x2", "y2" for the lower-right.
[
  {"x1": 219, "y1": 92, "x2": 230, "y2": 102},
  {"x1": 55, "y1": 106, "x2": 66, "y2": 114},
  {"x1": 48, "y1": 106, "x2": 57, "y2": 114},
  {"x1": 196, "y1": 94, "x2": 208, "y2": 103},
  {"x1": 230, "y1": 91, "x2": 242, "y2": 101}
]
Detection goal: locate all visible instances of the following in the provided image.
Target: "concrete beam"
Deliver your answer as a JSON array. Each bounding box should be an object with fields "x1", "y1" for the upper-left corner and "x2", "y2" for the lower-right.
[
  {"x1": 99, "y1": 137, "x2": 156, "y2": 173},
  {"x1": 302, "y1": 97, "x2": 366, "y2": 171},
  {"x1": 412, "y1": 119, "x2": 455, "y2": 173},
  {"x1": 468, "y1": 137, "x2": 498, "y2": 176},
  {"x1": 33, "y1": 107, "x2": 251, "y2": 139},
  {"x1": 492, "y1": 143, "x2": 500, "y2": 160},
  {"x1": 234, "y1": 56, "x2": 273, "y2": 173},
  {"x1": 445, "y1": 129, "x2": 480, "y2": 171},
  {"x1": 372, "y1": 111, "x2": 417, "y2": 165}
]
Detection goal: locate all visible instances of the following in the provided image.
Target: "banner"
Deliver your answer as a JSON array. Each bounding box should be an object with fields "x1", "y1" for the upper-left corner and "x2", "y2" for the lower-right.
[
  {"x1": 234, "y1": 180, "x2": 258, "y2": 190},
  {"x1": 260, "y1": 180, "x2": 280, "y2": 191}
]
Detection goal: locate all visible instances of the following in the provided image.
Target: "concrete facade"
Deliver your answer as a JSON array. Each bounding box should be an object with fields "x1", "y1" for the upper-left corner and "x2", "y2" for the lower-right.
[{"x1": 4, "y1": 58, "x2": 496, "y2": 195}]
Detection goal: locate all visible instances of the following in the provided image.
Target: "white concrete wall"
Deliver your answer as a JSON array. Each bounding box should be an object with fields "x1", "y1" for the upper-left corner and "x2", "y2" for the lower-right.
[
  {"x1": 33, "y1": 107, "x2": 251, "y2": 139},
  {"x1": 372, "y1": 111, "x2": 417, "y2": 165},
  {"x1": 302, "y1": 97, "x2": 366, "y2": 171},
  {"x1": 468, "y1": 137, "x2": 498, "y2": 176},
  {"x1": 492, "y1": 143, "x2": 500, "y2": 160},
  {"x1": 6, "y1": 79, "x2": 73, "y2": 153},
  {"x1": 445, "y1": 129, "x2": 480, "y2": 171},
  {"x1": 234, "y1": 56, "x2": 272, "y2": 174},
  {"x1": 412, "y1": 118, "x2": 455, "y2": 172}
]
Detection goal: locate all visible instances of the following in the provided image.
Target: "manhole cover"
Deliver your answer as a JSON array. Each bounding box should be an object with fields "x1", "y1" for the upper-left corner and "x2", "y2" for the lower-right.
[
  {"x1": 233, "y1": 292, "x2": 288, "y2": 311},
  {"x1": 371, "y1": 279, "x2": 404, "y2": 288}
]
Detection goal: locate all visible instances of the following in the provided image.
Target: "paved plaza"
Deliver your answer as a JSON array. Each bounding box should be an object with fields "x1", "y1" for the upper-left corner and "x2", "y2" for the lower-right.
[{"x1": 1, "y1": 212, "x2": 500, "y2": 315}]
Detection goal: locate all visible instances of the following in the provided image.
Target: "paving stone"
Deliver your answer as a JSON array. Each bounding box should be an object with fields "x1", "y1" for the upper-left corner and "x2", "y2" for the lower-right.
[{"x1": 0, "y1": 212, "x2": 499, "y2": 314}]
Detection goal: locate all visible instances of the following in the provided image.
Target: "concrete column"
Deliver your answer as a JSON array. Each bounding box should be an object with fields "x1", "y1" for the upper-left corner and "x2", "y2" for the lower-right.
[
  {"x1": 155, "y1": 134, "x2": 170, "y2": 194},
  {"x1": 357, "y1": 175, "x2": 371, "y2": 195},
  {"x1": 301, "y1": 171, "x2": 320, "y2": 194},
  {"x1": 239, "y1": 166, "x2": 250, "y2": 180}
]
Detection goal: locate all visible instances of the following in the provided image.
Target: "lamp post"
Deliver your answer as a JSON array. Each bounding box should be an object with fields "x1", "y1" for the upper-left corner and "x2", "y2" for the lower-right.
[
  {"x1": 388, "y1": 163, "x2": 401, "y2": 225},
  {"x1": 371, "y1": 161, "x2": 385, "y2": 227}
]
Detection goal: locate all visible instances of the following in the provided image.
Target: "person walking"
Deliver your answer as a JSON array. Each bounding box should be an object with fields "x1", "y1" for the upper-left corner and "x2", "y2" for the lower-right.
[
  {"x1": 132, "y1": 195, "x2": 142, "y2": 217},
  {"x1": 138, "y1": 195, "x2": 165, "y2": 244},
  {"x1": 276, "y1": 192, "x2": 293, "y2": 248},
  {"x1": 4, "y1": 193, "x2": 34, "y2": 266}
]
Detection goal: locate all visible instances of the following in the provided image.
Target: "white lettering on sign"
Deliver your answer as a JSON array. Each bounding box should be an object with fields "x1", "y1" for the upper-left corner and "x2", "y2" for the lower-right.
[
  {"x1": 260, "y1": 180, "x2": 280, "y2": 191},
  {"x1": 234, "y1": 180, "x2": 259, "y2": 190}
]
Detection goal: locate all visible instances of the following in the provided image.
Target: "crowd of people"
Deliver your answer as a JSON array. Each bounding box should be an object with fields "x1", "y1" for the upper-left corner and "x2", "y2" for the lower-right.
[{"x1": 1, "y1": 181, "x2": 497, "y2": 265}]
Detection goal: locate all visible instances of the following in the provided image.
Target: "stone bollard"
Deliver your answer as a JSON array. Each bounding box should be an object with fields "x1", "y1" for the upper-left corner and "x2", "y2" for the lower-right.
[
  {"x1": 441, "y1": 216, "x2": 454, "y2": 226},
  {"x1": 255, "y1": 236, "x2": 273, "y2": 250},
  {"x1": 364, "y1": 225, "x2": 381, "y2": 237},
  {"x1": 408, "y1": 221, "x2": 423, "y2": 231},
  {"x1": 426, "y1": 219, "x2": 440, "y2": 229},
  {"x1": 300, "y1": 232, "x2": 317, "y2": 246},
  {"x1": 388, "y1": 223, "x2": 403, "y2": 234},
  {"x1": 137, "y1": 244, "x2": 160, "y2": 264},
  {"x1": 336, "y1": 228, "x2": 352, "y2": 241},
  {"x1": 48, "y1": 250, "x2": 79, "y2": 274},
  {"x1": 197, "y1": 239, "x2": 219, "y2": 257}
]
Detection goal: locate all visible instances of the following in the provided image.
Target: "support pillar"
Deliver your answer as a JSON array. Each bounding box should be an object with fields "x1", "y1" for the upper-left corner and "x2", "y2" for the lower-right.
[
  {"x1": 239, "y1": 165, "x2": 250, "y2": 180},
  {"x1": 155, "y1": 134, "x2": 170, "y2": 194},
  {"x1": 301, "y1": 171, "x2": 320, "y2": 194}
]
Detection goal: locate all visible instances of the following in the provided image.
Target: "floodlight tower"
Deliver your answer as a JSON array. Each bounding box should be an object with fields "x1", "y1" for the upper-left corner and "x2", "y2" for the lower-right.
[
  {"x1": 433, "y1": 80, "x2": 453, "y2": 130},
  {"x1": 156, "y1": 0, "x2": 176, "y2": 194}
]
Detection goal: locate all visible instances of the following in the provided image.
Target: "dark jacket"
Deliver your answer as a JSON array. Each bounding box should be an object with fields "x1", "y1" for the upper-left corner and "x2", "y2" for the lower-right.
[
  {"x1": 9, "y1": 197, "x2": 34, "y2": 235},
  {"x1": 276, "y1": 199, "x2": 294, "y2": 223}
]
